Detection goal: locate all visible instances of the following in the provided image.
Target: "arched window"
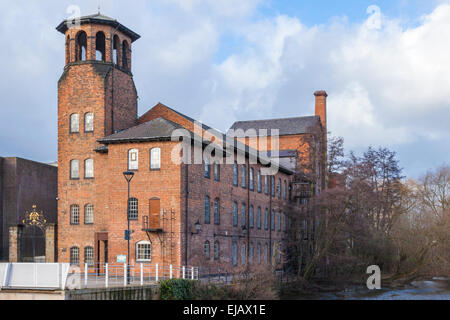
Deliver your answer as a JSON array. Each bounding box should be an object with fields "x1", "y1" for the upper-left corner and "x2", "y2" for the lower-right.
[
  {"x1": 214, "y1": 241, "x2": 220, "y2": 261},
  {"x1": 70, "y1": 160, "x2": 79, "y2": 179},
  {"x1": 241, "y1": 243, "x2": 246, "y2": 265},
  {"x1": 271, "y1": 210, "x2": 275, "y2": 231},
  {"x1": 241, "y1": 165, "x2": 246, "y2": 188},
  {"x1": 249, "y1": 205, "x2": 254, "y2": 228},
  {"x1": 136, "y1": 240, "x2": 151, "y2": 261},
  {"x1": 122, "y1": 40, "x2": 129, "y2": 69},
  {"x1": 249, "y1": 243, "x2": 254, "y2": 264},
  {"x1": 204, "y1": 157, "x2": 210, "y2": 178},
  {"x1": 84, "y1": 112, "x2": 94, "y2": 132},
  {"x1": 75, "y1": 31, "x2": 87, "y2": 61},
  {"x1": 241, "y1": 203, "x2": 246, "y2": 227},
  {"x1": 70, "y1": 114, "x2": 79, "y2": 133},
  {"x1": 233, "y1": 202, "x2": 238, "y2": 227},
  {"x1": 84, "y1": 159, "x2": 94, "y2": 179},
  {"x1": 233, "y1": 161, "x2": 238, "y2": 186},
  {"x1": 204, "y1": 241, "x2": 210, "y2": 260},
  {"x1": 214, "y1": 198, "x2": 220, "y2": 225},
  {"x1": 265, "y1": 243, "x2": 269, "y2": 263},
  {"x1": 257, "y1": 207, "x2": 261, "y2": 229},
  {"x1": 232, "y1": 242, "x2": 237, "y2": 266},
  {"x1": 150, "y1": 148, "x2": 161, "y2": 170},
  {"x1": 257, "y1": 243, "x2": 261, "y2": 264},
  {"x1": 113, "y1": 35, "x2": 120, "y2": 64},
  {"x1": 249, "y1": 168, "x2": 254, "y2": 190},
  {"x1": 264, "y1": 208, "x2": 269, "y2": 230},
  {"x1": 204, "y1": 195, "x2": 210, "y2": 224},
  {"x1": 70, "y1": 247, "x2": 79, "y2": 265},
  {"x1": 84, "y1": 204, "x2": 94, "y2": 224},
  {"x1": 84, "y1": 246, "x2": 94, "y2": 266},
  {"x1": 264, "y1": 176, "x2": 269, "y2": 195},
  {"x1": 278, "y1": 178, "x2": 281, "y2": 198},
  {"x1": 271, "y1": 176, "x2": 275, "y2": 196},
  {"x1": 128, "y1": 198, "x2": 138, "y2": 220},
  {"x1": 284, "y1": 180, "x2": 287, "y2": 199},
  {"x1": 214, "y1": 162, "x2": 220, "y2": 181},
  {"x1": 95, "y1": 32, "x2": 106, "y2": 61},
  {"x1": 257, "y1": 170, "x2": 261, "y2": 193},
  {"x1": 128, "y1": 149, "x2": 138, "y2": 170},
  {"x1": 70, "y1": 205, "x2": 80, "y2": 225}
]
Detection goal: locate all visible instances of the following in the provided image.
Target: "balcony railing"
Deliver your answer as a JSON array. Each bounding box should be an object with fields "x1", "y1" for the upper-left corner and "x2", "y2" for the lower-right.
[{"x1": 142, "y1": 215, "x2": 162, "y2": 232}]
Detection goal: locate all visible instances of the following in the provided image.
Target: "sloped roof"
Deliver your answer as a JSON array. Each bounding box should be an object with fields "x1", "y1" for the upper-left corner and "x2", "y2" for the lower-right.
[
  {"x1": 56, "y1": 13, "x2": 140, "y2": 42},
  {"x1": 229, "y1": 116, "x2": 321, "y2": 137}
]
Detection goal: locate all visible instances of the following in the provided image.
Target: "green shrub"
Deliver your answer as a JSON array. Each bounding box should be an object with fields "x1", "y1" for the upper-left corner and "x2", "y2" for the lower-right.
[{"x1": 160, "y1": 279, "x2": 194, "y2": 300}]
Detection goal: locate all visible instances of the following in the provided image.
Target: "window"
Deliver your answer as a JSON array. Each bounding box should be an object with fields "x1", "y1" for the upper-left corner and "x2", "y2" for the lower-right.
[
  {"x1": 70, "y1": 247, "x2": 79, "y2": 265},
  {"x1": 84, "y1": 204, "x2": 94, "y2": 224},
  {"x1": 233, "y1": 162, "x2": 238, "y2": 186},
  {"x1": 128, "y1": 149, "x2": 138, "y2": 171},
  {"x1": 84, "y1": 113, "x2": 94, "y2": 132},
  {"x1": 265, "y1": 243, "x2": 269, "y2": 263},
  {"x1": 249, "y1": 205, "x2": 254, "y2": 229},
  {"x1": 233, "y1": 202, "x2": 238, "y2": 227},
  {"x1": 70, "y1": 205, "x2": 79, "y2": 225},
  {"x1": 95, "y1": 32, "x2": 105, "y2": 61},
  {"x1": 84, "y1": 159, "x2": 94, "y2": 178},
  {"x1": 276, "y1": 243, "x2": 281, "y2": 264},
  {"x1": 257, "y1": 170, "x2": 262, "y2": 193},
  {"x1": 257, "y1": 243, "x2": 261, "y2": 264},
  {"x1": 249, "y1": 243, "x2": 254, "y2": 264},
  {"x1": 277, "y1": 212, "x2": 281, "y2": 231},
  {"x1": 271, "y1": 210, "x2": 275, "y2": 231},
  {"x1": 241, "y1": 165, "x2": 246, "y2": 188},
  {"x1": 214, "y1": 198, "x2": 220, "y2": 225},
  {"x1": 128, "y1": 198, "x2": 138, "y2": 220},
  {"x1": 241, "y1": 243, "x2": 246, "y2": 265},
  {"x1": 249, "y1": 168, "x2": 254, "y2": 191},
  {"x1": 204, "y1": 196, "x2": 210, "y2": 224},
  {"x1": 278, "y1": 178, "x2": 281, "y2": 198},
  {"x1": 241, "y1": 203, "x2": 246, "y2": 227},
  {"x1": 232, "y1": 242, "x2": 238, "y2": 266},
  {"x1": 136, "y1": 241, "x2": 151, "y2": 261},
  {"x1": 284, "y1": 180, "x2": 287, "y2": 199},
  {"x1": 264, "y1": 176, "x2": 268, "y2": 195},
  {"x1": 150, "y1": 148, "x2": 161, "y2": 170},
  {"x1": 271, "y1": 176, "x2": 275, "y2": 196},
  {"x1": 264, "y1": 208, "x2": 269, "y2": 230},
  {"x1": 84, "y1": 246, "x2": 94, "y2": 266},
  {"x1": 204, "y1": 158, "x2": 210, "y2": 178},
  {"x1": 214, "y1": 241, "x2": 220, "y2": 261},
  {"x1": 70, "y1": 160, "x2": 79, "y2": 179},
  {"x1": 204, "y1": 241, "x2": 210, "y2": 260},
  {"x1": 113, "y1": 35, "x2": 120, "y2": 64},
  {"x1": 214, "y1": 162, "x2": 220, "y2": 181},
  {"x1": 257, "y1": 207, "x2": 261, "y2": 229},
  {"x1": 70, "y1": 114, "x2": 79, "y2": 133},
  {"x1": 75, "y1": 31, "x2": 87, "y2": 61},
  {"x1": 122, "y1": 40, "x2": 129, "y2": 69}
]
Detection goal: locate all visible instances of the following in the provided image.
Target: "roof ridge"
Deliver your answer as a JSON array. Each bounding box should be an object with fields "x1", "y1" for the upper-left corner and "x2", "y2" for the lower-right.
[{"x1": 232, "y1": 115, "x2": 319, "y2": 124}]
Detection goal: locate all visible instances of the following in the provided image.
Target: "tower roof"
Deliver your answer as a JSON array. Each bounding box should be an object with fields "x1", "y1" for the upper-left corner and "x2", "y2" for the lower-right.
[{"x1": 56, "y1": 13, "x2": 141, "y2": 42}]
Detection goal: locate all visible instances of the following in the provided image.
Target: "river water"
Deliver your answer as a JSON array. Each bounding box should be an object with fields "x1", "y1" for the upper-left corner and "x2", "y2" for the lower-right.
[{"x1": 283, "y1": 278, "x2": 450, "y2": 300}]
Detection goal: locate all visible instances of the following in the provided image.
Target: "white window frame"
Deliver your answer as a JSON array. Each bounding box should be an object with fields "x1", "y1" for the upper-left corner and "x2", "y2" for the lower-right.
[
  {"x1": 70, "y1": 160, "x2": 79, "y2": 179},
  {"x1": 84, "y1": 204, "x2": 94, "y2": 224},
  {"x1": 70, "y1": 114, "x2": 79, "y2": 133},
  {"x1": 128, "y1": 149, "x2": 139, "y2": 171},
  {"x1": 70, "y1": 205, "x2": 80, "y2": 225},
  {"x1": 84, "y1": 112, "x2": 94, "y2": 132},
  {"x1": 84, "y1": 158, "x2": 94, "y2": 178},
  {"x1": 150, "y1": 148, "x2": 161, "y2": 170},
  {"x1": 136, "y1": 241, "x2": 151, "y2": 262}
]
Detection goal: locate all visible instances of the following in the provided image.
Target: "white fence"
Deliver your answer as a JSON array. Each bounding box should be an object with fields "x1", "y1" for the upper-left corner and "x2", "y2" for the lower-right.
[{"x1": 0, "y1": 263, "x2": 70, "y2": 290}]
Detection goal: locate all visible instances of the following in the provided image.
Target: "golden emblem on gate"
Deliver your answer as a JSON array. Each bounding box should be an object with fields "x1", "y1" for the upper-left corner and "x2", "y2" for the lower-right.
[{"x1": 22, "y1": 205, "x2": 47, "y2": 227}]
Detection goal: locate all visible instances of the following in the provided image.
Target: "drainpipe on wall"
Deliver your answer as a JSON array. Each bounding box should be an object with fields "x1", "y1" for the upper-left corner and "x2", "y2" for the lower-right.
[{"x1": 184, "y1": 163, "x2": 189, "y2": 266}]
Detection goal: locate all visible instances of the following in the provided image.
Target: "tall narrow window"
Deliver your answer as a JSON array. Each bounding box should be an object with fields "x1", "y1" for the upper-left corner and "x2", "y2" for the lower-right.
[
  {"x1": 70, "y1": 205, "x2": 80, "y2": 225},
  {"x1": 249, "y1": 243, "x2": 254, "y2": 264},
  {"x1": 204, "y1": 241, "x2": 210, "y2": 260},
  {"x1": 241, "y1": 243, "x2": 246, "y2": 265},
  {"x1": 84, "y1": 159, "x2": 94, "y2": 178},
  {"x1": 241, "y1": 165, "x2": 246, "y2": 188},
  {"x1": 204, "y1": 158, "x2": 210, "y2": 178},
  {"x1": 233, "y1": 202, "x2": 238, "y2": 227},
  {"x1": 70, "y1": 114, "x2": 79, "y2": 133},
  {"x1": 271, "y1": 176, "x2": 275, "y2": 196},
  {"x1": 84, "y1": 112, "x2": 94, "y2": 132},
  {"x1": 128, "y1": 149, "x2": 138, "y2": 171},
  {"x1": 214, "y1": 241, "x2": 220, "y2": 261},
  {"x1": 257, "y1": 207, "x2": 261, "y2": 229},
  {"x1": 95, "y1": 32, "x2": 106, "y2": 61},
  {"x1": 264, "y1": 208, "x2": 269, "y2": 230},
  {"x1": 84, "y1": 246, "x2": 94, "y2": 266},
  {"x1": 122, "y1": 40, "x2": 129, "y2": 69},
  {"x1": 84, "y1": 204, "x2": 94, "y2": 224},
  {"x1": 249, "y1": 168, "x2": 254, "y2": 191},
  {"x1": 265, "y1": 243, "x2": 269, "y2": 263},
  {"x1": 257, "y1": 170, "x2": 262, "y2": 193},
  {"x1": 150, "y1": 148, "x2": 161, "y2": 170},
  {"x1": 271, "y1": 210, "x2": 275, "y2": 231},
  {"x1": 214, "y1": 162, "x2": 220, "y2": 181},
  {"x1": 70, "y1": 160, "x2": 79, "y2": 179},
  {"x1": 232, "y1": 242, "x2": 237, "y2": 266},
  {"x1": 284, "y1": 180, "x2": 287, "y2": 199},
  {"x1": 277, "y1": 212, "x2": 281, "y2": 231},
  {"x1": 249, "y1": 205, "x2": 254, "y2": 229},
  {"x1": 241, "y1": 203, "x2": 246, "y2": 227},
  {"x1": 233, "y1": 161, "x2": 238, "y2": 186},
  {"x1": 264, "y1": 176, "x2": 269, "y2": 195},
  {"x1": 113, "y1": 35, "x2": 120, "y2": 65},
  {"x1": 128, "y1": 198, "x2": 138, "y2": 220},
  {"x1": 75, "y1": 31, "x2": 87, "y2": 61},
  {"x1": 257, "y1": 243, "x2": 261, "y2": 264},
  {"x1": 70, "y1": 247, "x2": 79, "y2": 265},
  {"x1": 204, "y1": 196, "x2": 210, "y2": 224},
  {"x1": 278, "y1": 178, "x2": 281, "y2": 198},
  {"x1": 136, "y1": 241, "x2": 151, "y2": 261},
  {"x1": 214, "y1": 198, "x2": 220, "y2": 225}
]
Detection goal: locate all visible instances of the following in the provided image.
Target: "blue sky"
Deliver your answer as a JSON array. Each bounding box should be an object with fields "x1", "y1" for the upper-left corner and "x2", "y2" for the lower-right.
[{"x1": 0, "y1": 0, "x2": 448, "y2": 178}]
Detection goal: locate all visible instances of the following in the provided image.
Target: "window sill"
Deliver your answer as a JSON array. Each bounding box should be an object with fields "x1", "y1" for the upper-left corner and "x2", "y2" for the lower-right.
[{"x1": 136, "y1": 260, "x2": 151, "y2": 263}]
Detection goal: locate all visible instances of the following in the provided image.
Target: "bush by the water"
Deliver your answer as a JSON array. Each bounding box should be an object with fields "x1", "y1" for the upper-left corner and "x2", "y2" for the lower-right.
[{"x1": 160, "y1": 279, "x2": 194, "y2": 300}]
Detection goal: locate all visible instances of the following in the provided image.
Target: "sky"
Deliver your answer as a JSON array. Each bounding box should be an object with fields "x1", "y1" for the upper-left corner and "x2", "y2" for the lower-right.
[{"x1": 0, "y1": 0, "x2": 449, "y2": 178}]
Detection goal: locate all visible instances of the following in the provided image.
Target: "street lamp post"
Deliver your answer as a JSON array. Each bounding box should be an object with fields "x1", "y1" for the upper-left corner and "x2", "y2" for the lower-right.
[{"x1": 123, "y1": 171, "x2": 135, "y2": 285}]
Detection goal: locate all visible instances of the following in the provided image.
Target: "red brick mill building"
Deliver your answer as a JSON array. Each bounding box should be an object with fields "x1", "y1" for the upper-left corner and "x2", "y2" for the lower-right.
[{"x1": 55, "y1": 14, "x2": 328, "y2": 274}]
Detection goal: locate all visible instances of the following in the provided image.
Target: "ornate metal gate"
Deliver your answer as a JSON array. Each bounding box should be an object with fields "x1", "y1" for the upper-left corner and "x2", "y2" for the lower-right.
[{"x1": 19, "y1": 205, "x2": 47, "y2": 262}]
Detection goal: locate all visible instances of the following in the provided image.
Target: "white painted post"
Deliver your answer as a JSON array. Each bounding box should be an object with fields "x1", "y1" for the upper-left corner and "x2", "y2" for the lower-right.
[
  {"x1": 182, "y1": 266, "x2": 185, "y2": 279},
  {"x1": 123, "y1": 263, "x2": 127, "y2": 286},
  {"x1": 140, "y1": 263, "x2": 144, "y2": 286},
  {"x1": 105, "y1": 263, "x2": 109, "y2": 288},
  {"x1": 170, "y1": 264, "x2": 173, "y2": 279},
  {"x1": 84, "y1": 263, "x2": 88, "y2": 288},
  {"x1": 191, "y1": 267, "x2": 194, "y2": 280}
]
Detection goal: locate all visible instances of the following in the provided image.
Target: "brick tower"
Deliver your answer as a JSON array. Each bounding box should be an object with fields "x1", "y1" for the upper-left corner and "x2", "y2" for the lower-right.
[{"x1": 55, "y1": 14, "x2": 140, "y2": 264}]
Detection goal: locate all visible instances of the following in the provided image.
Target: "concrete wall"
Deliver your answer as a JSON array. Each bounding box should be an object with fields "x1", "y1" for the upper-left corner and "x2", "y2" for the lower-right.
[{"x1": 0, "y1": 290, "x2": 66, "y2": 300}]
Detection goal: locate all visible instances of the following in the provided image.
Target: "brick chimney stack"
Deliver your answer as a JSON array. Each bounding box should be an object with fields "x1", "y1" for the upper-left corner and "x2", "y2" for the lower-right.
[{"x1": 314, "y1": 90, "x2": 327, "y2": 130}]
